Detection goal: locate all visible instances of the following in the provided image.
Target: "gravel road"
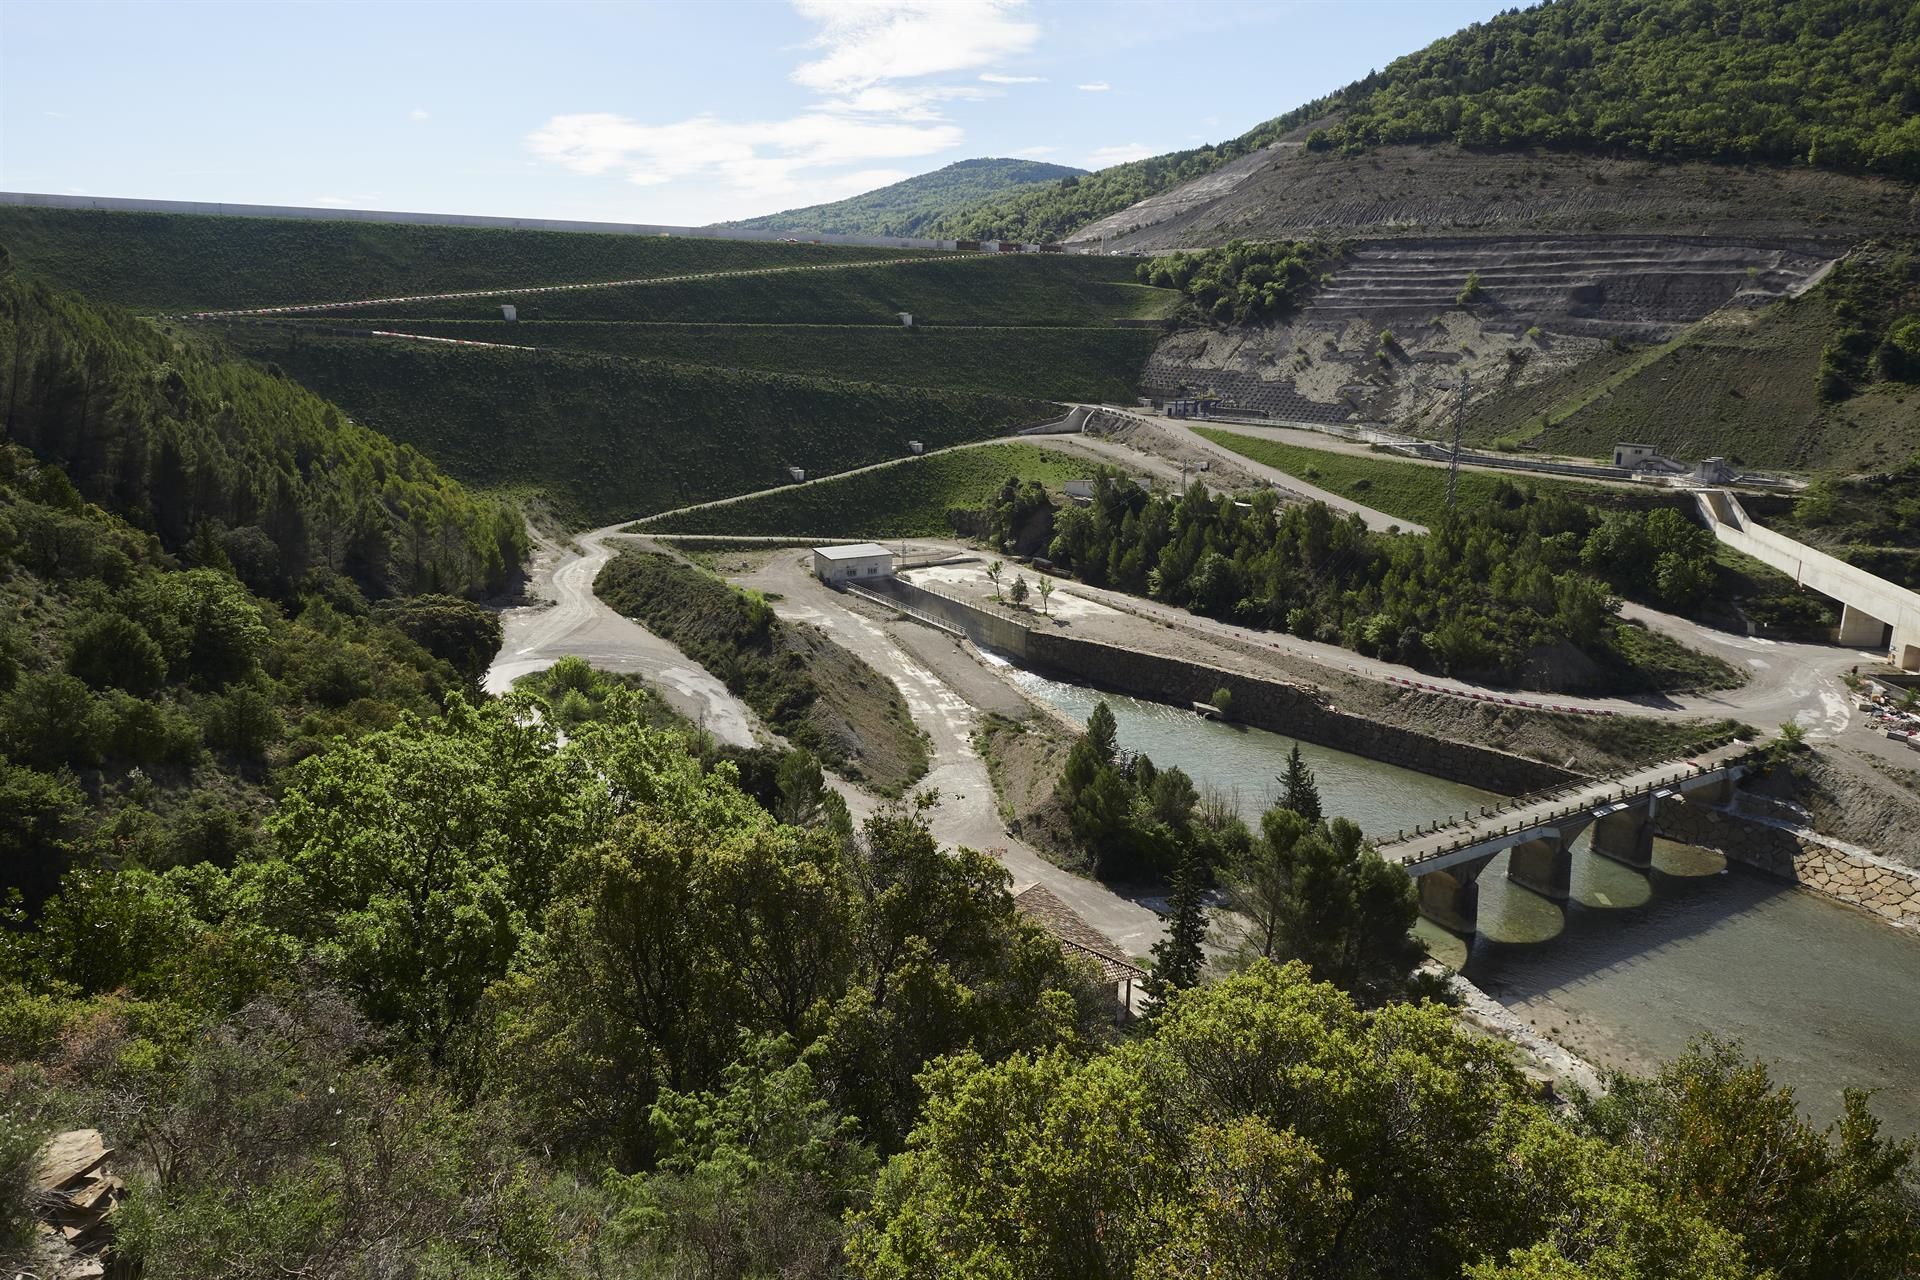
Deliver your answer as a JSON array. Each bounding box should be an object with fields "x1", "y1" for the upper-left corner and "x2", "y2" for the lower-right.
[{"x1": 483, "y1": 523, "x2": 758, "y2": 747}]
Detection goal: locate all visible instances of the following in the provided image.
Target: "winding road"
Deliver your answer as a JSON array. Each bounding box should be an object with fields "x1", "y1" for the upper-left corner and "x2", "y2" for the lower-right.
[{"x1": 483, "y1": 522, "x2": 757, "y2": 747}]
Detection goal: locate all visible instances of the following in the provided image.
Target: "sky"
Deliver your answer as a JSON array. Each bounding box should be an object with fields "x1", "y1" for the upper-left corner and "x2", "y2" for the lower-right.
[{"x1": 1, "y1": 0, "x2": 1512, "y2": 227}]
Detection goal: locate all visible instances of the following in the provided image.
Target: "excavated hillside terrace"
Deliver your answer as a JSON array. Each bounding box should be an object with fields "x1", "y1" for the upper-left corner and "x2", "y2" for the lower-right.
[
  {"x1": 1142, "y1": 234, "x2": 1838, "y2": 434},
  {"x1": 1068, "y1": 143, "x2": 1916, "y2": 251}
]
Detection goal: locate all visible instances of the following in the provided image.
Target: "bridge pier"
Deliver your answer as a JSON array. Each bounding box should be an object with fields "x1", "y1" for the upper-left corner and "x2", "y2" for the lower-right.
[
  {"x1": 1506, "y1": 834, "x2": 1572, "y2": 901},
  {"x1": 1838, "y1": 603, "x2": 1892, "y2": 648},
  {"x1": 1590, "y1": 803, "x2": 1655, "y2": 870},
  {"x1": 1417, "y1": 853, "x2": 1496, "y2": 936}
]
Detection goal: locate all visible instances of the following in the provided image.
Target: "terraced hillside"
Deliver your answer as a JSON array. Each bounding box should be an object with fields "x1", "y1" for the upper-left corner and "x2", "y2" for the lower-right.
[
  {"x1": 1142, "y1": 234, "x2": 1838, "y2": 437},
  {"x1": 1, "y1": 208, "x2": 1179, "y2": 526},
  {"x1": 0, "y1": 206, "x2": 925, "y2": 310},
  {"x1": 214, "y1": 329, "x2": 1060, "y2": 526},
  {"x1": 302, "y1": 320, "x2": 1161, "y2": 402}
]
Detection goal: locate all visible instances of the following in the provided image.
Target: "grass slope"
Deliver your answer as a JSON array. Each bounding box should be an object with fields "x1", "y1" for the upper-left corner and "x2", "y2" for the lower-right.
[
  {"x1": 221, "y1": 331, "x2": 1057, "y2": 526},
  {"x1": 594, "y1": 550, "x2": 927, "y2": 793},
  {"x1": 721, "y1": 158, "x2": 1087, "y2": 237},
  {"x1": 645, "y1": 444, "x2": 1082, "y2": 538},
  {"x1": 339, "y1": 321, "x2": 1160, "y2": 401},
  {"x1": 0, "y1": 207, "x2": 925, "y2": 311},
  {"x1": 1191, "y1": 428, "x2": 1677, "y2": 528},
  {"x1": 368, "y1": 255, "x2": 1176, "y2": 326}
]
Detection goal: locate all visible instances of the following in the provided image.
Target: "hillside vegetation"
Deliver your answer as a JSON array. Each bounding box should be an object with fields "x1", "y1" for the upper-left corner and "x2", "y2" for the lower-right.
[
  {"x1": 0, "y1": 275, "x2": 523, "y2": 598},
  {"x1": 312, "y1": 320, "x2": 1162, "y2": 402},
  {"x1": 645, "y1": 444, "x2": 1083, "y2": 538},
  {"x1": 364, "y1": 253, "x2": 1174, "y2": 326},
  {"x1": 0, "y1": 444, "x2": 502, "y2": 912},
  {"x1": 933, "y1": 0, "x2": 1920, "y2": 244},
  {"x1": 1308, "y1": 0, "x2": 1920, "y2": 177},
  {"x1": 721, "y1": 157, "x2": 1086, "y2": 237},
  {"x1": 1189, "y1": 427, "x2": 1674, "y2": 528},
  {"x1": 0, "y1": 208, "x2": 923, "y2": 312},
  {"x1": 217, "y1": 331, "x2": 1058, "y2": 526},
  {"x1": 594, "y1": 550, "x2": 927, "y2": 792},
  {"x1": 1498, "y1": 244, "x2": 1920, "y2": 471}
]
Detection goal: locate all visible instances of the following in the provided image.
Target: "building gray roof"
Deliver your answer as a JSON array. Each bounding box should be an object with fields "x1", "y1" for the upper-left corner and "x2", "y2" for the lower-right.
[{"x1": 813, "y1": 543, "x2": 894, "y2": 560}]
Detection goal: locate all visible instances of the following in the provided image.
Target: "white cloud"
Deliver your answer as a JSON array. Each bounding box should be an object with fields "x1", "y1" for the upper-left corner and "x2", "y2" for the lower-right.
[
  {"x1": 528, "y1": 111, "x2": 960, "y2": 197},
  {"x1": 791, "y1": 0, "x2": 1039, "y2": 94},
  {"x1": 1013, "y1": 145, "x2": 1057, "y2": 157},
  {"x1": 310, "y1": 196, "x2": 354, "y2": 207},
  {"x1": 410, "y1": 108, "x2": 430, "y2": 122},
  {"x1": 527, "y1": 0, "x2": 1037, "y2": 219},
  {"x1": 1086, "y1": 142, "x2": 1154, "y2": 167},
  {"x1": 1075, "y1": 81, "x2": 1111, "y2": 92},
  {"x1": 817, "y1": 83, "x2": 988, "y2": 121},
  {"x1": 979, "y1": 72, "x2": 1044, "y2": 84}
]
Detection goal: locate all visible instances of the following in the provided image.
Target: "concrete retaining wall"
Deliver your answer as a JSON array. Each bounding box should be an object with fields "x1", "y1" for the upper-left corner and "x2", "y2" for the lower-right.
[
  {"x1": 873, "y1": 577, "x2": 1576, "y2": 795},
  {"x1": 1654, "y1": 795, "x2": 1920, "y2": 928},
  {"x1": 1697, "y1": 490, "x2": 1920, "y2": 669}
]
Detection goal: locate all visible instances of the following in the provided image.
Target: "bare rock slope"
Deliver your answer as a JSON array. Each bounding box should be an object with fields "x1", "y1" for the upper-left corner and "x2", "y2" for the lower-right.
[
  {"x1": 1069, "y1": 143, "x2": 1916, "y2": 251},
  {"x1": 1143, "y1": 235, "x2": 1838, "y2": 435}
]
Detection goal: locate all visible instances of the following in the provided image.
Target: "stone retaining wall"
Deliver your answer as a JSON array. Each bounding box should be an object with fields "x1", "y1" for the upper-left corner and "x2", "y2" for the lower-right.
[
  {"x1": 1654, "y1": 796, "x2": 1920, "y2": 928},
  {"x1": 873, "y1": 577, "x2": 1581, "y2": 796}
]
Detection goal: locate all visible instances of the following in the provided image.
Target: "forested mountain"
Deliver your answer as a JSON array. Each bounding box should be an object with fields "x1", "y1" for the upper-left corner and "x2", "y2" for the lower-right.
[
  {"x1": 719, "y1": 158, "x2": 1086, "y2": 238},
  {"x1": 935, "y1": 0, "x2": 1920, "y2": 243},
  {"x1": 0, "y1": 274, "x2": 525, "y2": 599}
]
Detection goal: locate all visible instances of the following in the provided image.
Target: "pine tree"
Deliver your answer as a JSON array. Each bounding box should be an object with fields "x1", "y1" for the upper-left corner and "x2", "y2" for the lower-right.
[
  {"x1": 1145, "y1": 845, "x2": 1209, "y2": 1017},
  {"x1": 1279, "y1": 743, "x2": 1323, "y2": 826},
  {"x1": 1085, "y1": 701, "x2": 1119, "y2": 767}
]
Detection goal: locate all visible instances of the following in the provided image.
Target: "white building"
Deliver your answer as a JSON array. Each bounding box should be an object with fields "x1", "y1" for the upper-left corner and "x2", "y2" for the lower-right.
[{"x1": 812, "y1": 542, "x2": 895, "y2": 585}]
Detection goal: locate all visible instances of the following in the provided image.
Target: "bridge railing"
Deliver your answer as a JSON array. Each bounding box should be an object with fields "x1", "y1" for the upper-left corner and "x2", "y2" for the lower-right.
[{"x1": 1380, "y1": 743, "x2": 1759, "y2": 869}]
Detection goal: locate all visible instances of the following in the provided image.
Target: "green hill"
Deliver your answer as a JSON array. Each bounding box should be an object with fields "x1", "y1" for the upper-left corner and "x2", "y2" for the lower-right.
[
  {"x1": 297, "y1": 321, "x2": 1159, "y2": 402},
  {"x1": 935, "y1": 0, "x2": 1920, "y2": 243},
  {"x1": 644, "y1": 443, "x2": 1082, "y2": 538},
  {"x1": 2, "y1": 213, "x2": 1174, "y2": 527},
  {"x1": 217, "y1": 330, "x2": 1060, "y2": 526},
  {"x1": 0, "y1": 275, "x2": 523, "y2": 598},
  {"x1": 351, "y1": 253, "x2": 1173, "y2": 326},
  {"x1": 720, "y1": 157, "x2": 1087, "y2": 238},
  {"x1": 0, "y1": 207, "x2": 926, "y2": 312}
]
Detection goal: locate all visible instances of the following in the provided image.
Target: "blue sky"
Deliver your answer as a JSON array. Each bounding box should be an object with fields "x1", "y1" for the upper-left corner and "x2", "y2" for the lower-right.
[{"x1": 2, "y1": 0, "x2": 1511, "y2": 226}]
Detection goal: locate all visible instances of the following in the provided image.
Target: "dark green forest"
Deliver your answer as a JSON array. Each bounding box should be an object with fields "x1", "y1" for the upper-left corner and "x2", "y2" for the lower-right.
[
  {"x1": 934, "y1": 0, "x2": 1920, "y2": 243},
  {"x1": 1036, "y1": 471, "x2": 1739, "y2": 693},
  {"x1": 0, "y1": 275, "x2": 525, "y2": 599},
  {"x1": 1310, "y1": 0, "x2": 1920, "y2": 175},
  {"x1": 1137, "y1": 239, "x2": 1332, "y2": 324},
  {"x1": 721, "y1": 158, "x2": 1088, "y2": 238}
]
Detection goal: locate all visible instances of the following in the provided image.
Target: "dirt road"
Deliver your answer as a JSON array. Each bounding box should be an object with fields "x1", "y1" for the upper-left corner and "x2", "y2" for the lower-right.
[
  {"x1": 484, "y1": 523, "x2": 758, "y2": 748},
  {"x1": 730, "y1": 548, "x2": 1167, "y2": 956}
]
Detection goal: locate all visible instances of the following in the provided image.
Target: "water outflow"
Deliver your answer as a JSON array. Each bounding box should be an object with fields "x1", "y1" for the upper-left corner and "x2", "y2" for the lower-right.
[
  {"x1": 1459, "y1": 834, "x2": 1920, "y2": 1138},
  {"x1": 1005, "y1": 661, "x2": 1920, "y2": 1138},
  {"x1": 1003, "y1": 667, "x2": 1499, "y2": 835}
]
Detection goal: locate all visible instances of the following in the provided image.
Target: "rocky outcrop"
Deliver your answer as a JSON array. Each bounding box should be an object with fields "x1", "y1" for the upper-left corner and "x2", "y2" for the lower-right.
[
  {"x1": 1141, "y1": 235, "x2": 1836, "y2": 431},
  {"x1": 26, "y1": 1128, "x2": 124, "y2": 1278}
]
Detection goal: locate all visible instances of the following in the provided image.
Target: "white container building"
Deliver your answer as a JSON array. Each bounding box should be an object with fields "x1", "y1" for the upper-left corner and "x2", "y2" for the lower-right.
[{"x1": 812, "y1": 543, "x2": 895, "y2": 585}]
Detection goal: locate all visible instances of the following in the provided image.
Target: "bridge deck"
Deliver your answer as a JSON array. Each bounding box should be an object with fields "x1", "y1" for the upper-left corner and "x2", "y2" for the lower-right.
[{"x1": 1379, "y1": 739, "x2": 1754, "y2": 874}]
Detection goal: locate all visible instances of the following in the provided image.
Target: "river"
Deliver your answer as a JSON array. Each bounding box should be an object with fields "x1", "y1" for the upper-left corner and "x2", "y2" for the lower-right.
[
  {"x1": 1002, "y1": 667, "x2": 1500, "y2": 837},
  {"x1": 1008, "y1": 665, "x2": 1920, "y2": 1137}
]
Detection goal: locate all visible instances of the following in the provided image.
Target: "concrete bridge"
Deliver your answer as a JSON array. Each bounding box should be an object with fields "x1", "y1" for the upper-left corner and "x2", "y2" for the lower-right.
[
  {"x1": 1696, "y1": 489, "x2": 1920, "y2": 671},
  {"x1": 1377, "y1": 740, "x2": 1756, "y2": 934}
]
